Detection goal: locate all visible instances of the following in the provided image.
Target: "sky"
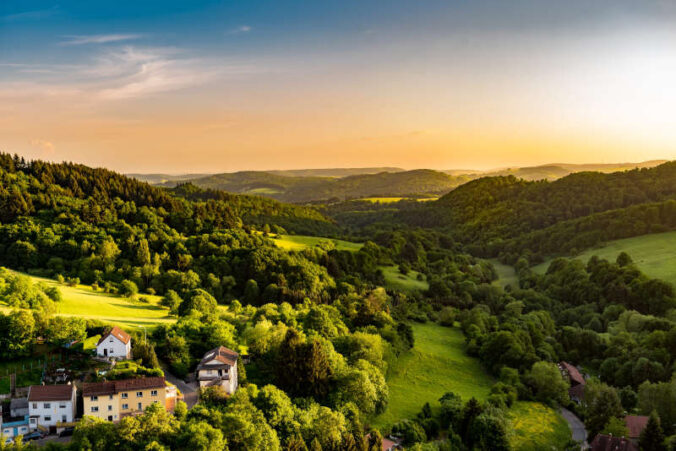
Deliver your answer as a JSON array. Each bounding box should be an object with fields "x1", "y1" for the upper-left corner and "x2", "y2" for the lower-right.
[{"x1": 1, "y1": 0, "x2": 676, "y2": 173}]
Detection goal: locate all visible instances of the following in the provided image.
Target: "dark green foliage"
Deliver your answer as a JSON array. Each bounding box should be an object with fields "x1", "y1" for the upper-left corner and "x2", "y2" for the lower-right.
[{"x1": 640, "y1": 411, "x2": 667, "y2": 451}]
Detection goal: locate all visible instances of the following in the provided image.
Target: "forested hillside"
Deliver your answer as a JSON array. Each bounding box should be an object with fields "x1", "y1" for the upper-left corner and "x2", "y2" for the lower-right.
[
  {"x1": 395, "y1": 162, "x2": 676, "y2": 262},
  {"x1": 161, "y1": 169, "x2": 469, "y2": 203}
]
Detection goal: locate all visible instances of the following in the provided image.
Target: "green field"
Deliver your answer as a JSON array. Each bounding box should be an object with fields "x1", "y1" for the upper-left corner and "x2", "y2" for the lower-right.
[
  {"x1": 379, "y1": 265, "x2": 429, "y2": 293},
  {"x1": 532, "y1": 231, "x2": 676, "y2": 285},
  {"x1": 360, "y1": 196, "x2": 438, "y2": 203},
  {"x1": 508, "y1": 402, "x2": 572, "y2": 451},
  {"x1": 0, "y1": 272, "x2": 174, "y2": 330},
  {"x1": 490, "y1": 259, "x2": 519, "y2": 289},
  {"x1": 371, "y1": 323, "x2": 493, "y2": 428},
  {"x1": 271, "y1": 234, "x2": 363, "y2": 252}
]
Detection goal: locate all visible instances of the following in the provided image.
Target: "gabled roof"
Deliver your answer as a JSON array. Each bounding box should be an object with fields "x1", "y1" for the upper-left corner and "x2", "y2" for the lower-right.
[
  {"x1": 97, "y1": 326, "x2": 131, "y2": 346},
  {"x1": 196, "y1": 346, "x2": 238, "y2": 370},
  {"x1": 624, "y1": 415, "x2": 649, "y2": 439},
  {"x1": 591, "y1": 434, "x2": 637, "y2": 451},
  {"x1": 559, "y1": 361, "x2": 585, "y2": 386},
  {"x1": 28, "y1": 384, "x2": 75, "y2": 402},
  {"x1": 83, "y1": 377, "x2": 166, "y2": 396}
]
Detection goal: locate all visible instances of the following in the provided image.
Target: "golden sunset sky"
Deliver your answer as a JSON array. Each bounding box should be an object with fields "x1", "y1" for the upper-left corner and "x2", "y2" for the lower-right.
[{"x1": 2, "y1": 1, "x2": 676, "y2": 172}]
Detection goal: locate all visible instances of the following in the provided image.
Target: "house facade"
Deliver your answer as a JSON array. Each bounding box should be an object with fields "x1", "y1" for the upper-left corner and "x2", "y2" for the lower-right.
[
  {"x1": 83, "y1": 377, "x2": 167, "y2": 422},
  {"x1": 27, "y1": 384, "x2": 77, "y2": 428},
  {"x1": 1, "y1": 416, "x2": 32, "y2": 439},
  {"x1": 195, "y1": 346, "x2": 239, "y2": 394},
  {"x1": 96, "y1": 326, "x2": 132, "y2": 360},
  {"x1": 558, "y1": 361, "x2": 586, "y2": 403}
]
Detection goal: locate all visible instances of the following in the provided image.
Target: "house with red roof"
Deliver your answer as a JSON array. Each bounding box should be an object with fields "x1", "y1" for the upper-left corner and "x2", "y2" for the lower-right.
[
  {"x1": 96, "y1": 326, "x2": 132, "y2": 360},
  {"x1": 195, "y1": 346, "x2": 239, "y2": 394},
  {"x1": 558, "y1": 361, "x2": 586, "y2": 403},
  {"x1": 624, "y1": 415, "x2": 649, "y2": 442}
]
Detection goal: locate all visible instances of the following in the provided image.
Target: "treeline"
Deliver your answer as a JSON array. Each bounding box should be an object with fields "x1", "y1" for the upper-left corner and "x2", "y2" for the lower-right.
[{"x1": 392, "y1": 161, "x2": 676, "y2": 259}]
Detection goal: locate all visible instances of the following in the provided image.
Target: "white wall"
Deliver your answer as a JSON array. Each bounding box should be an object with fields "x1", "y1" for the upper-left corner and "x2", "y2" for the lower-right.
[
  {"x1": 96, "y1": 336, "x2": 130, "y2": 359},
  {"x1": 28, "y1": 391, "x2": 76, "y2": 427}
]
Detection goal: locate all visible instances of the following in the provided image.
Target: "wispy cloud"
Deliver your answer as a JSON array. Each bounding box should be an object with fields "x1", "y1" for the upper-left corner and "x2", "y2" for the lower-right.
[
  {"x1": 0, "y1": 45, "x2": 263, "y2": 103},
  {"x1": 60, "y1": 34, "x2": 144, "y2": 45},
  {"x1": 1, "y1": 6, "x2": 57, "y2": 22},
  {"x1": 228, "y1": 25, "x2": 252, "y2": 35}
]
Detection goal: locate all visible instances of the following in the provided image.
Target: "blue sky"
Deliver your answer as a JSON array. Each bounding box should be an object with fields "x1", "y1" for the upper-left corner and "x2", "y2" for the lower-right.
[{"x1": 2, "y1": 1, "x2": 676, "y2": 172}]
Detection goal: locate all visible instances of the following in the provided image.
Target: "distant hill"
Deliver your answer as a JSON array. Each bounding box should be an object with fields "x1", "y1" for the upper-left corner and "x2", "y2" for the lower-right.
[
  {"x1": 127, "y1": 173, "x2": 213, "y2": 184},
  {"x1": 474, "y1": 160, "x2": 667, "y2": 181},
  {"x1": 166, "y1": 169, "x2": 469, "y2": 203},
  {"x1": 130, "y1": 167, "x2": 404, "y2": 185},
  {"x1": 400, "y1": 160, "x2": 676, "y2": 261}
]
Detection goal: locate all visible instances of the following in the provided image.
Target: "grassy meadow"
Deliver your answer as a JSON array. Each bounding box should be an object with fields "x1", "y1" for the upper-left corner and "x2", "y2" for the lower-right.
[
  {"x1": 508, "y1": 402, "x2": 572, "y2": 451},
  {"x1": 371, "y1": 323, "x2": 493, "y2": 428},
  {"x1": 489, "y1": 259, "x2": 519, "y2": 289},
  {"x1": 532, "y1": 231, "x2": 676, "y2": 285},
  {"x1": 0, "y1": 272, "x2": 174, "y2": 330},
  {"x1": 379, "y1": 265, "x2": 429, "y2": 293},
  {"x1": 271, "y1": 234, "x2": 363, "y2": 252},
  {"x1": 359, "y1": 196, "x2": 438, "y2": 203}
]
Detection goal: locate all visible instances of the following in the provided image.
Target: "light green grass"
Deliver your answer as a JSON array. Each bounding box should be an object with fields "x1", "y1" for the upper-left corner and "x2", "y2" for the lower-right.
[
  {"x1": 271, "y1": 234, "x2": 363, "y2": 252},
  {"x1": 489, "y1": 259, "x2": 519, "y2": 289},
  {"x1": 0, "y1": 272, "x2": 174, "y2": 330},
  {"x1": 371, "y1": 323, "x2": 493, "y2": 429},
  {"x1": 532, "y1": 231, "x2": 676, "y2": 285},
  {"x1": 360, "y1": 196, "x2": 438, "y2": 203},
  {"x1": 246, "y1": 187, "x2": 282, "y2": 195},
  {"x1": 508, "y1": 402, "x2": 572, "y2": 451},
  {"x1": 379, "y1": 265, "x2": 429, "y2": 293}
]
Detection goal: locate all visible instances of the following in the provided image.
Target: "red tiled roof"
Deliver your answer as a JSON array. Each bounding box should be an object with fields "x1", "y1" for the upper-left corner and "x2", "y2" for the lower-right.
[
  {"x1": 83, "y1": 377, "x2": 166, "y2": 396},
  {"x1": 196, "y1": 346, "x2": 238, "y2": 370},
  {"x1": 624, "y1": 415, "x2": 649, "y2": 439},
  {"x1": 97, "y1": 326, "x2": 131, "y2": 345},
  {"x1": 382, "y1": 437, "x2": 397, "y2": 451},
  {"x1": 591, "y1": 434, "x2": 638, "y2": 451},
  {"x1": 28, "y1": 384, "x2": 75, "y2": 402},
  {"x1": 559, "y1": 361, "x2": 585, "y2": 386}
]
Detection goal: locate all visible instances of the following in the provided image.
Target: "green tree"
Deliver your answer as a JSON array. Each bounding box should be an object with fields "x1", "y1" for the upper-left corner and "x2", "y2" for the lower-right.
[
  {"x1": 527, "y1": 361, "x2": 570, "y2": 405},
  {"x1": 640, "y1": 411, "x2": 667, "y2": 451}
]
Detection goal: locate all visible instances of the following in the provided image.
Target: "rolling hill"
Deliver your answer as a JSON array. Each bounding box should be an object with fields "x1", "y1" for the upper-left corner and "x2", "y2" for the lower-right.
[{"x1": 166, "y1": 169, "x2": 470, "y2": 203}]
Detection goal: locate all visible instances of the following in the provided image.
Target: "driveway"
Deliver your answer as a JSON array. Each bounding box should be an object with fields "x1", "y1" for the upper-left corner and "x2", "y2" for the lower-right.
[
  {"x1": 560, "y1": 407, "x2": 588, "y2": 448},
  {"x1": 162, "y1": 365, "x2": 199, "y2": 409}
]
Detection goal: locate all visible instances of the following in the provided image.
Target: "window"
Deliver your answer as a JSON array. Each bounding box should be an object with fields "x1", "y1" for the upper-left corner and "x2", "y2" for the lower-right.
[
  {"x1": 90, "y1": 396, "x2": 98, "y2": 402},
  {"x1": 44, "y1": 416, "x2": 51, "y2": 422},
  {"x1": 59, "y1": 403, "x2": 66, "y2": 409},
  {"x1": 136, "y1": 391, "x2": 143, "y2": 398},
  {"x1": 91, "y1": 406, "x2": 99, "y2": 412},
  {"x1": 109, "y1": 348, "x2": 114, "y2": 354},
  {"x1": 32, "y1": 403, "x2": 37, "y2": 409},
  {"x1": 137, "y1": 402, "x2": 142, "y2": 410},
  {"x1": 109, "y1": 395, "x2": 113, "y2": 400},
  {"x1": 151, "y1": 390, "x2": 158, "y2": 397},
  {"x1": 122, "y1": 403, "x2": 129, "y2": 410},
  {"x1": 109, "y1": 337, "x2": 114, "y2": 342},
  {"x1": 121, "y1": 393, "x2": 128, "y2": 399},
  {"x1": 44, "y1": 403, "x2": 51, "y2": 408},
  {"x1": 62, "y1": 415, "x2": 67, "y2": 422},
  {"x1": 108, "y1": 405, "x2": 113, "y2": 411}
]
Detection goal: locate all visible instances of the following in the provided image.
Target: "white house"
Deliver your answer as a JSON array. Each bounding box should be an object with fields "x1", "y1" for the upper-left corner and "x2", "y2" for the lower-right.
[
  {"x1": 27, "y1": 384, "x2": 77, "y2": 429},
  {"x1": 195, "y1": 346, "x2": 239, "y2": 394},
  {"x1": 96, "y1": 326, "x2": 132, "y2": 359}
]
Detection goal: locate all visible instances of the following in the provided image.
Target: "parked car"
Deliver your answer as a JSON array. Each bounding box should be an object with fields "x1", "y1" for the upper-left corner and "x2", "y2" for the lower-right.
[
  {"x1": 59, "y1": 427, "x2": 75, "y2": 437},
  {"x1": 3, "y1": 437, "x2": 13, "y2": 445},
  {"x1": 23, "y1": 431, "x2": 45, "y2": 441}
]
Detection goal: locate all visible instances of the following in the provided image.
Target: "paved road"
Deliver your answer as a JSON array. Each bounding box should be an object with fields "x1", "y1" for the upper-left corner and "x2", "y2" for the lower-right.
[
  {"x1": 162, "y1": 366, "x2": 199, "y2": 409},
  {"x1": 560, "y1": 407, "x2": 588, "y2": 448},
  {"x1": 34, "y1": 435, "x2": 72, "y2": 447}
]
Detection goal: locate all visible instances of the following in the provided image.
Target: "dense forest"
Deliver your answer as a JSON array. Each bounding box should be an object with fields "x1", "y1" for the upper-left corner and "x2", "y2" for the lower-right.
[{"x1": 0, "y1": 153, "x2": 675, "y2": 450}]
